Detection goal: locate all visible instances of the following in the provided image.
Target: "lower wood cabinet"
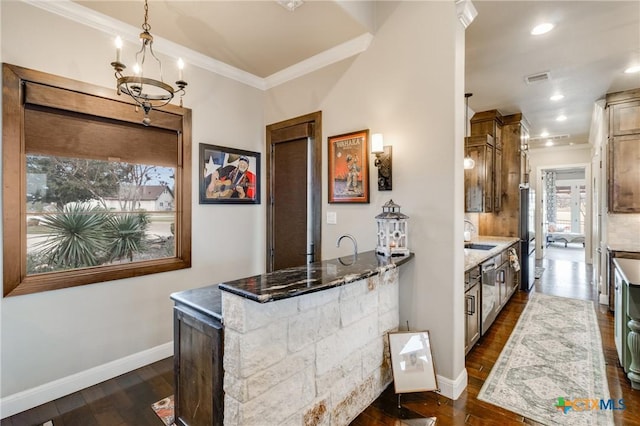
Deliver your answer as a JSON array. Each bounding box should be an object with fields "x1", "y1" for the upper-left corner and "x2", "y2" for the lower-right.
[
  {"x1": 465, "y1": 266, "x2": 481, "y2": 354},
  {"x1": 173, "y1": 304, "x2": 224, "y2": 426}
]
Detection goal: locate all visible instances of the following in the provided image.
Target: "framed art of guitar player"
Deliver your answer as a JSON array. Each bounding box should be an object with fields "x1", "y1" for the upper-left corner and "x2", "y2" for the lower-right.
[{"x1": 199, "y1": 143, "x2": 261, "y2": 204}]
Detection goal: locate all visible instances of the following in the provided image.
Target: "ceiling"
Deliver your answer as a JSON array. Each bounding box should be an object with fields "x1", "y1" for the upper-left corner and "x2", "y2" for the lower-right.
[{"x1": 72, "y1": 0, "x2": 640, "y2": 150}]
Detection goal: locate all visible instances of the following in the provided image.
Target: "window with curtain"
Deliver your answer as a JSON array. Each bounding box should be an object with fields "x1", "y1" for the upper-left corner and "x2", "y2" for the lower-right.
[{"x1": 2, "y1": 63, "x2": 192, "y2": 297}]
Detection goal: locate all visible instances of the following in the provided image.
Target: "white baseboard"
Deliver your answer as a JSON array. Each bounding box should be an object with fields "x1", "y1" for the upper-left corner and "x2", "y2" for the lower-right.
[
  {"x1": 0, "y1": 342, "x2": 173, "y2": 419},
  {"x1": 436, "y1": 369, "x2": 467, "y2": 400},
  {"x1": 599, "y1": 293, "x2": 609, "y2": 305}
]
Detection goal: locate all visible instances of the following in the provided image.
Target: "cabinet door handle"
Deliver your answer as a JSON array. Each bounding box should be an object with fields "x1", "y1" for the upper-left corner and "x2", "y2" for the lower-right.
[{"x1": 466, "y1": 295, "x2": 476, "y2": 315}]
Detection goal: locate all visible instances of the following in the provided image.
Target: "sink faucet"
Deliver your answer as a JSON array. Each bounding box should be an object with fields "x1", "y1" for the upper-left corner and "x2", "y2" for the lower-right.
[
  {"x1": 464, "y1": 219, "x2": 476, "y2": 233},
  {"x1": 464, "y1": 219, "x2": 476, "y2": 241},
  {"x1": 336, "y1": 234, "x2": 358, "y2": 259}
]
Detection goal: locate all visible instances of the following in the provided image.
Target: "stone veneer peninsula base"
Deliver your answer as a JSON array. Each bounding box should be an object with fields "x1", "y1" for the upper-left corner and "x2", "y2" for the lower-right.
[{"x1": 171, "y1": 251, "x2": 413, "y2": 426}]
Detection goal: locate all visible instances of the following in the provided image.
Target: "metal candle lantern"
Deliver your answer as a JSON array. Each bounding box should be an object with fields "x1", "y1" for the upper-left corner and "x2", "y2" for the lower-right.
[{"x1": 375, "y1": 199, "x2": 410, "y2": 257}]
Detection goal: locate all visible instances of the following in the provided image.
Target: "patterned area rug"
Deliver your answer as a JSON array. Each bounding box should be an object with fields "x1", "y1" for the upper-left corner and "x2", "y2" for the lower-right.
[
  {"x1": 151, "y1": 395, "x2": 175, "y2": 426},
  {"x1": 478, "y1": 293, "x2": 613, "y2": 425}
]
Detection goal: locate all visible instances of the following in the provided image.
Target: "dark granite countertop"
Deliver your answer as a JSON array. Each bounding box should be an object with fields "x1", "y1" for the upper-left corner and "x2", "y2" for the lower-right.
[
  {"x1": 219, "y1": 250, "x2": 413, "y2": 303},
  {"x1": 171, "y1": 250, "x2": 414, "y2": 319},
  {"x1": 171, "y1": 284, "x2": 223, "y2": 322}
]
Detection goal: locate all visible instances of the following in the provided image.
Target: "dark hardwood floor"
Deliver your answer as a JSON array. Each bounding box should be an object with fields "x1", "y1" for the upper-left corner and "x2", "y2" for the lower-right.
[
  {"x1": 3, "y1": 246, "x2": 638, "y2": 425},
  {"x1": 353, "y1": 246, "x2": 640, "y2": 426},
  {"x1": 1, "y1": 359, "x2": 174, "y2": 426}
]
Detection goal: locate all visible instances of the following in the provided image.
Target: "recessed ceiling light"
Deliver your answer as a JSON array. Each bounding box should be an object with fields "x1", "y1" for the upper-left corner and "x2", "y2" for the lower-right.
[
  {"x1": 545, "y1": 140, "x2": 554, "y2": 147},
  {"x1": 556, "y1": 115, "x2": 567, "y2": 122},
  {"x1": 625, "y1": 65, "x2": 640, "y2": 74},
  {"x1": 277, "y1": 0, "x2": 304, "y2": 11},
  {"x1": 531, "y1": 23, "x2": 554, "y2": 35},
  {"x1": 540, "y1": 131, "x2": 549, "y2": 137},
  {"x1": 550, "y1": 94, "x2": 564, "y2": 101}
]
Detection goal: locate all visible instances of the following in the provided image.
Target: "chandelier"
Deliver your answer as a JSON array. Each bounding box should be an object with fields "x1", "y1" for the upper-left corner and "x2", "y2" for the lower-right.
[{"x1": 110, "y1": 0, "x2": 187, "y2": 125}]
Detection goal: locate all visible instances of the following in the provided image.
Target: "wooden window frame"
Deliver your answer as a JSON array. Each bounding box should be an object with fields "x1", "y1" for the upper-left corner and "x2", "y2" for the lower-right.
[{"x1": 2, "y1": 63, "x2": 192, "y2": 297}]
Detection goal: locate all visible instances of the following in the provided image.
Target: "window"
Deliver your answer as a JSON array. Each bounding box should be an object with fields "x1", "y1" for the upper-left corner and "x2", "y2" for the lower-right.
[{"x1": 3, "y1": 64, "x2": 192, "y2": 297}]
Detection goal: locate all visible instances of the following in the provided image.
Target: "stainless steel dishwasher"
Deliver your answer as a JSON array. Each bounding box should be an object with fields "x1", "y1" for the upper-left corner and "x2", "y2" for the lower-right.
[{"x1": 481, "y1": 257, "x2": 498, "y2": 335}]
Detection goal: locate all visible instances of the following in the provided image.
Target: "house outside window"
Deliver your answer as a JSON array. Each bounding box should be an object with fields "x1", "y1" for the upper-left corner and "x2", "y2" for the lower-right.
[{"x1": 2, "y1": 63, "x2": 192, "y2": 297}]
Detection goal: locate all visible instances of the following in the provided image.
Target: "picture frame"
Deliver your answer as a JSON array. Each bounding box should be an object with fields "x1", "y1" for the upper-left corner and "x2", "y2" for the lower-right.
[
  {"x1": 199, "y1": 143, "x2": 261, "y2": 204},
  {"x1": 388, "y1": 330, "x2": 439, "y2": 394},
  {"x1": 328, "y1": 129, "x2": 370, "y2": 203}
]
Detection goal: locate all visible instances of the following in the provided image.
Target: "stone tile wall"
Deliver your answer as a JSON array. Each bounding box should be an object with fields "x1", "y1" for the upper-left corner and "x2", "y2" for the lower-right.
[{"x1": 221, "y1": 267, "x2": 400, "y2": 425}]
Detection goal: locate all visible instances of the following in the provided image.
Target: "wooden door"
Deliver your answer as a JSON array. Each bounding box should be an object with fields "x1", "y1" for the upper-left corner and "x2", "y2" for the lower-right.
[{"x1": 266, "y1": 112, "x2": 322, "y2": 272}]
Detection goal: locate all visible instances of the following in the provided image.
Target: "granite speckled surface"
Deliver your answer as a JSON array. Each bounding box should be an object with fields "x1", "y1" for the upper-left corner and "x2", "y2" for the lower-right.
[
  {"x1": 464, "y1": 236, "x2": 520, "y2": 271},
  {"x1": 219, "y1": 250, "x2": 413, "y2": 303},
  {"x1": 171, "y1": 250, "x2": 414, "y2": 318}
]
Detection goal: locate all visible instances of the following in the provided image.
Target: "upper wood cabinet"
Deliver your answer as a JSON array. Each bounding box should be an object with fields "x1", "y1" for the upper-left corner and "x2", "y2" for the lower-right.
[
  {"x1": 465, "y1": 135, "x2": 494, "y2": 212},
  {"x1": 606, "y1": 89, "x2": 640, "y2": 213},
  {"x1": 465, "y1": 110, "x2": 503, "y2": 213}
]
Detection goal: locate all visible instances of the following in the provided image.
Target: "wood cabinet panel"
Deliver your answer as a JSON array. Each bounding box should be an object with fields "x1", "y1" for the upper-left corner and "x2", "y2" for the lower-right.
[
  {"x1": 494, "y1": 148, "x2": 503, "y2": 212},
  {"x1": 610, "y1": 100, "x2": 640, "y2": 136},
  {"x1": 609, "y1": 134, "x2": 640, "y2": 212},
  {"x1": 173, "y1": 305, "x2": 224, "y2": 426},
  {"x1": 465, "y1": 266, "x2": 481, "y2": 354},
  {"x1": 606, "y1": 89, "x2": 640, "y2": 213},
  {"x1": 465, "y1": 136, "x2": 494, "y2": 212}
]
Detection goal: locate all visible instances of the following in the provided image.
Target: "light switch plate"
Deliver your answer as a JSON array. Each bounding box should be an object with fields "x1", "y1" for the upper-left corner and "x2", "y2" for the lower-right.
[{"x1": 327, "y1": 211, "x2": 337, "y2": 224}]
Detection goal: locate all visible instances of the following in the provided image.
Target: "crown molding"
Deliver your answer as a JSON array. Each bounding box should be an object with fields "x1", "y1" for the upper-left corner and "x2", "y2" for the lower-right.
[
  {"x1": 21, "y1": 0, "x2": 372, "y2": 91},
  {"x1": 264, "y1": 33, "x2": 374, "y2": 89}
]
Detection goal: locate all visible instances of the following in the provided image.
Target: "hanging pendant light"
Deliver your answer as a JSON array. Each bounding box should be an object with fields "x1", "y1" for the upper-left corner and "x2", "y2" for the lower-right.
[
  {"x1": 463, "y1": 92, "x2": 475, "y2": 169},
  {"x1": 110, "y1": 0, "x2": 187, "y2": 126}
]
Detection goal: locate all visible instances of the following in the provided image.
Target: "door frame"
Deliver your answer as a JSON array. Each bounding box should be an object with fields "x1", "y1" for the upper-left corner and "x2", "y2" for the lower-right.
[
  {"x1": 265, "y1": 111, "x2": 322, "y2": 272},
  {"x1": 535, "y1": 163, "x2": 591, "y2": 264}
]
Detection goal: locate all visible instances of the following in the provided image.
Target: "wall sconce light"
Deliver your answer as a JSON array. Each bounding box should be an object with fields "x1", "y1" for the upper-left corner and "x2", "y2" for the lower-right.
[{"x1": 371, "y1": 133, "x2": 392, "y2": 191}]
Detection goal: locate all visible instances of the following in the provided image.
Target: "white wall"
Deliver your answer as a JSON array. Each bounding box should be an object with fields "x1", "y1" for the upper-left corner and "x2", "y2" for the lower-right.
[
  {"x1": 265, "y1": 1, "x2": 467, "y2": 397},
  {"x1": 1, "y1": 1, "x2": 265, "y2": 415}
]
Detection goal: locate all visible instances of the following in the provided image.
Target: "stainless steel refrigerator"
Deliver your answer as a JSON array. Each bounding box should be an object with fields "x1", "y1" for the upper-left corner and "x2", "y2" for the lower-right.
[{"x1": 519, "y1": 186, "x2": 536, "y2": 291}]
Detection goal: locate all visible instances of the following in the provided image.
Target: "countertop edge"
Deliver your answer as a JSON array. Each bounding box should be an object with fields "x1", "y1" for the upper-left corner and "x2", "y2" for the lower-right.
[
  {"x1": 219, "y1": 251, "x2": 414, "y2": 303},
  {"x1": 613, "y1": 258, "x2": 640, "y2": 286}
]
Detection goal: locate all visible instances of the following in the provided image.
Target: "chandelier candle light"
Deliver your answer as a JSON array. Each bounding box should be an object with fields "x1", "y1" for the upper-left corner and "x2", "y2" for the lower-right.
[
  {"x1": 110, "y1": 0, "x2": 187, "y2": 125},
  {"x1": 375, "y1": 199, "x2": 410, "y2": 257}
]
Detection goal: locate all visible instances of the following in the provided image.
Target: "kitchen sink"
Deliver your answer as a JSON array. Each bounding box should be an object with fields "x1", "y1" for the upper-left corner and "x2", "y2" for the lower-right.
[{"x1": 464, "y1": 243, "x2": 497, "y2": 250}]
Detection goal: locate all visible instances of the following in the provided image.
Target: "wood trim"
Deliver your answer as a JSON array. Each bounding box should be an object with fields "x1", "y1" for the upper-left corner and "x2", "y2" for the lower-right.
[
  {"x1": 265, "y1": 111, "x2": 322, "y2": 272},
  {"x1": 2, "y1": 63, "x2": 192, "y2": 297},
  {"x1": 2, "y1": 64, "x2": 24, "y2": 296}
]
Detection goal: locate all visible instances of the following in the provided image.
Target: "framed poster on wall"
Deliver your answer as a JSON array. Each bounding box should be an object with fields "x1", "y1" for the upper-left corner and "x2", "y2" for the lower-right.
[
  {"x1": 199, "y1": 143, "x2": 260, "y2": 204},
  {"x1": 328, "y1": 129, "x2": 370, "y2": 203}
]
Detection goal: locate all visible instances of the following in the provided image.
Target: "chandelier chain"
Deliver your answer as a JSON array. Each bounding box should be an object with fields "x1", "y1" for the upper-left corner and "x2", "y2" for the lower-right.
[
  {"x1": 142, "y1": 0, "x2": 151, "y2": 33},
  {"x1": 110, "y1": 0, "x2": 187, "y2": 125}
]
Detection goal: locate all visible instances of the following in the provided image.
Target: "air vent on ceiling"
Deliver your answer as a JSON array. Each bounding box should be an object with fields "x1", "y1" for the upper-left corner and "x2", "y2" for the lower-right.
[
  {"x1": 529, "y1": 134, "x2": 570, "y2": 142},
  {"x1": 524, "y1": 71, "x2": 551, "y2": 84}
]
